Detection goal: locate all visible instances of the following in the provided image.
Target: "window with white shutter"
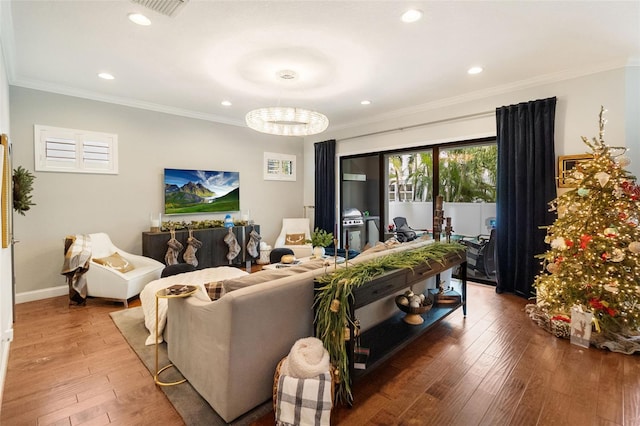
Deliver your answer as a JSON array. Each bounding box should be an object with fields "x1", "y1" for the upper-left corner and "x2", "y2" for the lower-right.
[{"x1": 34, "y1": 125, "x2": 118, "y2": 174}]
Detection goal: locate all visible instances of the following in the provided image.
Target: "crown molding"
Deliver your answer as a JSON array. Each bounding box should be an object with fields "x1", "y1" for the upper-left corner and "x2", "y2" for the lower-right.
[
  {"x1": 332, "y1": 59, "x2": 632, "y2": 133},
  {"x1": 10, "y1": 77, "x2": 247, "y2": 128},
  {"x1": 7, "y1": 57, "x2": 634, "y2": 133}
]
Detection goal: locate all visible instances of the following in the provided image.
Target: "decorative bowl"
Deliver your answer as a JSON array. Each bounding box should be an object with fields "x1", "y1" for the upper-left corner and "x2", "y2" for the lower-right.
[{"x1": 395, "y1": 294, "x2": 433, "y2": 325}]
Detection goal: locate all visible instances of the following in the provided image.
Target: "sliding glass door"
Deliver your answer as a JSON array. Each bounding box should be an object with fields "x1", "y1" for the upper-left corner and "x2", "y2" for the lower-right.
[{"x1": 340, "y1": 137, "x2": 497, "y2": 283}]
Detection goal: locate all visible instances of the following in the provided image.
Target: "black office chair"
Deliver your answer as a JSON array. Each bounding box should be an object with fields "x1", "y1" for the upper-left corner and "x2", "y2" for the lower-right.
[
  {"x1": 269, "y1": 247, "x2": 294, "y2": 264},
  {"x1": 393, "y1": 217, "x2": 417, "y2": 243},
  {"x1": 161, "y1": 263, "x2": 196, "y2": 278}
]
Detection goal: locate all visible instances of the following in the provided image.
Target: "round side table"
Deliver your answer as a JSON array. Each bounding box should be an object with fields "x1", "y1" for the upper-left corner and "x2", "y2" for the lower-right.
[{"x1": 154, "y1": 284, "x2": 199, "y2": 386}]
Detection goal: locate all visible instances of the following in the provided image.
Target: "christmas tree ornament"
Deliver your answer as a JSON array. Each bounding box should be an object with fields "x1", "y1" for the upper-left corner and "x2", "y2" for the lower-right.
[
  {"x1": 577, "y1": 188, "x2": 590, "y2": 197},
  {"x1": 616, "y1": 156, "x2": 631, "y2": 167},
  {"x1": 573, "y1": 171, "x2": 584, "y2": 180},
  {"x1": 628, "y1": 242, "x2": 640, "y2": 253},
  {"x1": 603, "y1": 227, "x2": 618, "y2": 237},
  {"x1": 551, "y1": 236, "x2": 568, "y2": 250},
  {"x1": 595, "y1": 171, "x2": 610, "y2": 187},
  {"x1": 611, "y1": 248, "x2": 625, "y2": 262}
]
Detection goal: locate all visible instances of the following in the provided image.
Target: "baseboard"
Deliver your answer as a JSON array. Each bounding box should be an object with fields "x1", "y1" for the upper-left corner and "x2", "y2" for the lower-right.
[
  {"x1": 15, "y1": 285, "x2": 67, "y2": 304},
  {"x1": 0, "y1": 338, "x2": 10, "y2": 406}
]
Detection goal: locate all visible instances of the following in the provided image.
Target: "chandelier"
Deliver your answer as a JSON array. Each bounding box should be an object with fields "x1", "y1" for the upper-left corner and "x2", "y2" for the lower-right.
[{"x1": 245, "y1": 106, "x2": 329, "y2": 137}]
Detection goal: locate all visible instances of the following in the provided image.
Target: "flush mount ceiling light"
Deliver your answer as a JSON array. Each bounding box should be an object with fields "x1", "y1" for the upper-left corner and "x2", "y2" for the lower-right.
[
  {"x1": 245, "y1": 69, "x2": 329, "y2": 136},
  {"x1": 401, "y1": 9, "x2": 423, "y2": 23},
  {"x1": 128, "y1": 13, "x2": 151, "y2": 25},
  {"x1": 245, "y1": 107, "x2": 329, "y2": 137}
]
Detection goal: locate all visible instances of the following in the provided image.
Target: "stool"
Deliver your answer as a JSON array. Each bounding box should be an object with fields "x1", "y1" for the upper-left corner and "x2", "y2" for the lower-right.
[{"x1": 269, "y1": 248, "x2": 294, "y2": 264}]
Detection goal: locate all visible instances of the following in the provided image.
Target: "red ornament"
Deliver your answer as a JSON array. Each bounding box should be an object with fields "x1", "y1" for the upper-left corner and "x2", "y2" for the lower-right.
[
  {"x1": 589, "y1": 298, "x2": 604, "y2": 310},
  {"x1": 601, "y1": 252, "x2": 609, "y2": 261},
  {"x1": 580, "y1": 234, "x2": 592, "y2": 249},
  {"x1": 565, "y1": 239, "x2": 574, "y2": 247}
]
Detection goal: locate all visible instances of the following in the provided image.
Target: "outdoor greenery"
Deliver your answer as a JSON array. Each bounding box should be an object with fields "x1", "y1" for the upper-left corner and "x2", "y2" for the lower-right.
[{"x1": 388, "y1": 144, "x2": 497, "y2": 203}]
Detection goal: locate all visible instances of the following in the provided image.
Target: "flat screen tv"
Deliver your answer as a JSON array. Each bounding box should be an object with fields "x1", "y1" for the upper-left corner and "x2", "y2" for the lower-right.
[{"x1": 164, "y1": 168, "x2": 240, "y2": 215}]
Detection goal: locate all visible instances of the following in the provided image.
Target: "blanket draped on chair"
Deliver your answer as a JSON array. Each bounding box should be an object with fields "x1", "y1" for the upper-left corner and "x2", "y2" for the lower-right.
[{"x1": 61, "y1": 234, "x2": 92, "y2": 305}]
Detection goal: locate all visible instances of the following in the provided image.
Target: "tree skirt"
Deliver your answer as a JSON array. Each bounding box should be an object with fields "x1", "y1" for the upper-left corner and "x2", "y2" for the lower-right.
[{"x1": 525, "y1": 304, "x2": 640, "y2": 355}]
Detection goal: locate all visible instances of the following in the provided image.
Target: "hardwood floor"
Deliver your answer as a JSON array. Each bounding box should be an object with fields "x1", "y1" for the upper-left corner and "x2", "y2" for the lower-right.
[{"x1": 2, "y1": 283, "x2": 638, "y2": 425}]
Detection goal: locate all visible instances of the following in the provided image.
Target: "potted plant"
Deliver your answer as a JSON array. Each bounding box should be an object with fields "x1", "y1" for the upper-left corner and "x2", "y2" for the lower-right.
[{"x1": 307, "y1": 227, "x2": 333, "y2": 258}]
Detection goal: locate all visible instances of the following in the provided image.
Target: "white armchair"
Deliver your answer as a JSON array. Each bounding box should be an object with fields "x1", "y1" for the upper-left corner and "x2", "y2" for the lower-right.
[
  {"x1": 86, "y1": 233, "x2": 164, "y2": 307},
  {"x1": 274, "y1": 218, "x2": 313, "y2": 258}
]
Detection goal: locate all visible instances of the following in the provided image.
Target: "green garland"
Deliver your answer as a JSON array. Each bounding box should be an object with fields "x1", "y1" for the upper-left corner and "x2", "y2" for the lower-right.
[
  {"x1": 160, "y1": 219, "x2": 250, "y2": 231},
  {"x1": 314, "y1": 241, "x2": 464, "y2": 404}
]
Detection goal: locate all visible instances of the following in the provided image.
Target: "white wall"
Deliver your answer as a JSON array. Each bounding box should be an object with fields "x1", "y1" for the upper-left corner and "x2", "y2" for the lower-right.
[
  {"x1": 0, "y1": 15, "x2": 13, "y2": 403},
  {"x1": 9, "y1": 87, "x2": 305, "y2": 298},
  {"x1": 303, "y1": 67, "x2": 638, "y2": 227}
]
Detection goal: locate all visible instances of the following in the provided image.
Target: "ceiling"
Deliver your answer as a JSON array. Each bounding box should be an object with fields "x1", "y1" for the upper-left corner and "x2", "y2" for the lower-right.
[{"x1": 2, "y1": 1, "x2": 639, "y2": 133}]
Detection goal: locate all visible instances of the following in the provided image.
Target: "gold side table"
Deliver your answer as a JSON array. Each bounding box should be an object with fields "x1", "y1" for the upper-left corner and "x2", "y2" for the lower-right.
[{"x1": 154, "y1": 284, "x2": 199, "y2": 386}]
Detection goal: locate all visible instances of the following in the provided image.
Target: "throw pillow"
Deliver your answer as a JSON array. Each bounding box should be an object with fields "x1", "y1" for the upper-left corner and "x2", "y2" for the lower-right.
[
  {"x1": 285, "y1": 233, "x2": 306, "y2": 245},
  {"x1": 204, "y1": 281, "x2": 225, "y2": 301},
  {"x1": 92, "y1": 252, "x2": 135, "y2": 273}
]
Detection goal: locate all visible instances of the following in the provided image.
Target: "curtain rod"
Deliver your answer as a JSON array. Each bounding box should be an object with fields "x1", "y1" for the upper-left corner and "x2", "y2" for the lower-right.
[{"x1": 338, "y1": 109, "x2": 495, "y2": 142}]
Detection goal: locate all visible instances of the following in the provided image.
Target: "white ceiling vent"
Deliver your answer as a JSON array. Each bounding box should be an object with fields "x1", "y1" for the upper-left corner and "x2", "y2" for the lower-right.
[{"x1": 131, "y1": 0, "x2": 189, "y2": 17}]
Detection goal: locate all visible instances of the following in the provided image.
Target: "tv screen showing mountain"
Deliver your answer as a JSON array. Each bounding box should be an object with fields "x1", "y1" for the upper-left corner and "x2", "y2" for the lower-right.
[{"x1": 164, "y1": 168, "x2": 240, "y2": 214}]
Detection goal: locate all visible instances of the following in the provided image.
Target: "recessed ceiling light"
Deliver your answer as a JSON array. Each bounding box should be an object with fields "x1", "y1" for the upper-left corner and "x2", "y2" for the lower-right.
[
  {"x1": 221, "y1": 100, "x2": 232, "y2": 107},
  {"x1": 468, "y1": 66, "x2": 484, "y2": 75},
  {"x1": 128, "y1": 13, "x2": 151, "y2": 26},
  {"x1": 361, "y1": 100, "x2": 371, "y2": 105},
  {"x1": 401, "y1": 9, "x2": 423, "y2": 23},
  {"x1": 98, "y1": 73, "x2": 115, "y2": 80}
]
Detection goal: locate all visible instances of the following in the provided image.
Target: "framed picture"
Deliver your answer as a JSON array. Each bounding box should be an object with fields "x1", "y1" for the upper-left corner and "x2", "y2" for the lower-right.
[
  {"x1": 264, "y1": 152, "x2": 296, "y2": 181},
  {"x1": 164, "y1": 168, "x2": 240, "y2": 214},
  {"x1": 558, "y1": 154, "x2": 593, "y2": 188}
]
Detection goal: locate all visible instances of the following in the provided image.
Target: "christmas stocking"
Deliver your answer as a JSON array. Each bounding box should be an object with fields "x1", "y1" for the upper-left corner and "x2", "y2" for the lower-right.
[
  {"x1": 224, "y1": 228, "x2": 241, "y2": 262},
  {"x1": 164, "y1": 230, "x2": 183, "y2": 265},
  {"x1": 247, "y1": 229, "x2": 261, "y2": 258},
  {"x1": 183, "y1": 232, "x2": 202, "y2": 267}
]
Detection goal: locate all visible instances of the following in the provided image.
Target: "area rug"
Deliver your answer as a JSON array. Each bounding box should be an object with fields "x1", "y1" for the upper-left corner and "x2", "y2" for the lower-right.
[{"x1": 109, "y1": 307, "x2": 272, "y2": 425}]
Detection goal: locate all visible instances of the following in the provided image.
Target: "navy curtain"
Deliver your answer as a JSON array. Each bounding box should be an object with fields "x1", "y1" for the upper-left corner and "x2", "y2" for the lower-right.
[
  {"x1": 495, "y1": 97, "x2": 557, "y2": 298},
  {"x1": 314, "y1": 140, "x2": 336, "y2": 237}
]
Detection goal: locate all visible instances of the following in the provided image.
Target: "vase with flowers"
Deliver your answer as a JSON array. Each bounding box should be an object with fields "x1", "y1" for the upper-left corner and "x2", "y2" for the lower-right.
[{"x1": 306, "y1": 227, "x2": 334, "y2": 258}]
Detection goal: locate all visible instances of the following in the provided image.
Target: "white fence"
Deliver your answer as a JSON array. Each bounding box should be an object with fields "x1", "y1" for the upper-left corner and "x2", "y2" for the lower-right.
[{"x1": 388, "y1": 202, "x2": 496, "y2": 237}]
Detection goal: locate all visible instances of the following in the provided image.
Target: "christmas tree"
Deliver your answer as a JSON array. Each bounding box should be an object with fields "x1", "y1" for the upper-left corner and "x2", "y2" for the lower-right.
[{"x1": 529, "y1": 107, "x2": 640, "y2": 349}]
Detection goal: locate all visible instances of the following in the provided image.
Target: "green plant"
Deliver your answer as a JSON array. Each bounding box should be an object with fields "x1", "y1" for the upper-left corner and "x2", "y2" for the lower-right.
[
  {"x1": 314, "y1": 241, "x2": 465, "y2": 404},
  {"x1": 306, "y1": 227, "x2": 334, "y2": 247},
  {"x1": 13, "y1": 166, "x2": 36, "y2": 215}
]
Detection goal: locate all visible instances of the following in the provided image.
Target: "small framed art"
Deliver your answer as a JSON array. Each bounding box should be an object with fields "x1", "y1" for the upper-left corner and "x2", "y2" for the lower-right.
[
  {"x1": 558, "y1": 154, "x2": 593, "y2": 188},
  {"x1": 264, "y1": 152, "x2": 296, "y2": 181}
]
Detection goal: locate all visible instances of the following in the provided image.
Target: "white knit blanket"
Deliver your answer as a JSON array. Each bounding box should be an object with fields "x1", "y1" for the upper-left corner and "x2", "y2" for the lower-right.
[
  {"x1": 139, "y1": 266, "x2": 248, "y2": 345},
  {"x1": 280, "y1": 337, "x2": 330, "y2": 379}
]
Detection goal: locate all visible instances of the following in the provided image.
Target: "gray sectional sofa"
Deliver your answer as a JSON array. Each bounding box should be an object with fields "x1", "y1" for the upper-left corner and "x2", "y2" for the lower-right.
[{"x1": 166, "y1": 237, "x2": 438, "y2": 422}]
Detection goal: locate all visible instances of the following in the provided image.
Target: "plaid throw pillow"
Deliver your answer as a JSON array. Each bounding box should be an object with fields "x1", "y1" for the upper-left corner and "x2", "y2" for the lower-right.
[{"x1": 204, "y1": 281, "x2": 225, "y2": 301}]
